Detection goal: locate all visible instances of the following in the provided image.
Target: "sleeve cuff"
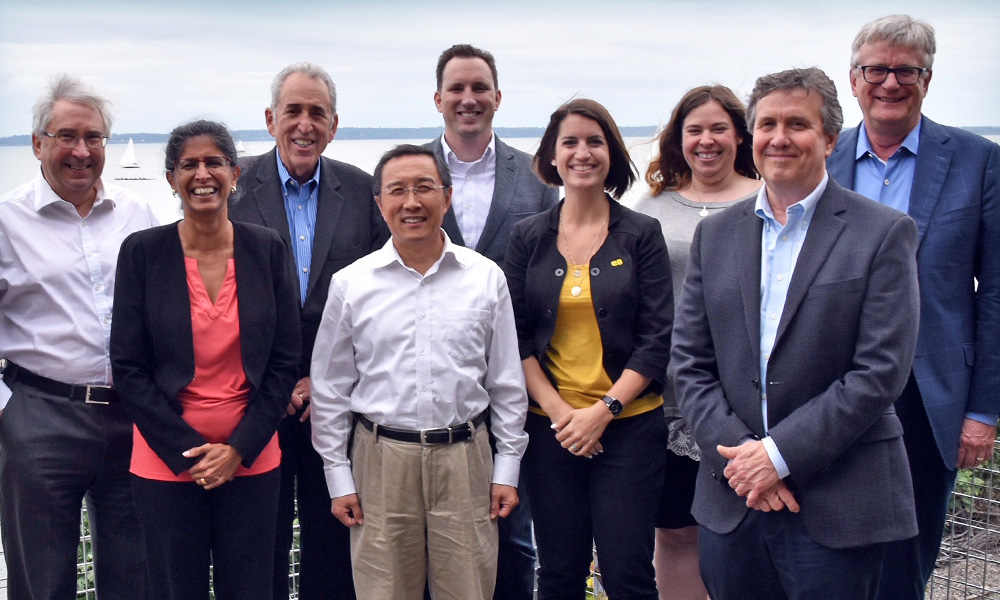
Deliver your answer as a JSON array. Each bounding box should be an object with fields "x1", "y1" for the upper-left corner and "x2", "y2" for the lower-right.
[
  {"x1": 966, "y1": 412, "x2": 999, "y2": 426},
  {"x1": 492, "y1": 454, "x2": 521, "y2": 488},
  {"x1": 326, "y1": 465, "x2": 358, "y2": 499},
  {"x1": 762, "y1": 436, "x2": 790, "y2": 479},
  {"x1": 0, "y1": 380, "x2": 11, "y2": 410}
]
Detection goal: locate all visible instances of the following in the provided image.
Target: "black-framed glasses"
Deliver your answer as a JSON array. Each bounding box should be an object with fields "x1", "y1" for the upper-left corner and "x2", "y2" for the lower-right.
[
  {"x1": 856, "y1": 65, "x2": 929, "y2": 85},
  {"x1": 42, "y1": 130, "x2": 109, "y2": 149},
  {"x1": 381, "y1": 184, "x2": 447, "y2": 199},
  {"x1": 174, "y1": 156, "x2": 233, "y2": 174}
]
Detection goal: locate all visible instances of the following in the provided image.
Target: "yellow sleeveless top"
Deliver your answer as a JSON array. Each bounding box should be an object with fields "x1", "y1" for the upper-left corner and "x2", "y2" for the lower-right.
[{"x1": 531, "y1": 263, "x2": 662, "y2": 418}]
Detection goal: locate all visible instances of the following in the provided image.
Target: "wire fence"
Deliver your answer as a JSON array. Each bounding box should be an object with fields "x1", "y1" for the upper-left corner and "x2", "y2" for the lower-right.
[{"x1": 2, "y1": 450, "x2": 1000, "y2": 599}]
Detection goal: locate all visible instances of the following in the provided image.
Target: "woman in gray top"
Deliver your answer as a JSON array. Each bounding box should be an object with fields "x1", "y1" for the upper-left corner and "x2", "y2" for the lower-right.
[{"x1": 632, "y1": 85, "x2": 760, "y2": 600}]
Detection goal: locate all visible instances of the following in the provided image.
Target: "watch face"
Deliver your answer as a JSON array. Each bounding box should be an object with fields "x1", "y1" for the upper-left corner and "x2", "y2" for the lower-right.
[{"x1": 604, "y1": 396, "x2": 623, "y2": 416}]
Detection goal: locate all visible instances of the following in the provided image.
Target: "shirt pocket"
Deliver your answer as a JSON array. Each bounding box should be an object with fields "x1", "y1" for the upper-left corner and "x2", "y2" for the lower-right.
[{"x1": 444, "y1": 307, "x2": 491, "y2": 365}]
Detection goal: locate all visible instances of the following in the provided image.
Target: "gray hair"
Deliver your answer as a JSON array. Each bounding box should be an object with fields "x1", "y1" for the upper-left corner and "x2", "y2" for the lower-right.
[
  {"x1": 270, "y1": 61, "x2": 337, "y2": 115},
  {"x1": 32, "y1": 74, "x2": 113, "y2": 138},
  {"x1": 746, "y1": 67, "x2": 843, "y2": 138},
  {"x1": 851, "y1": 14, "x2": 936, "y2": 70}
]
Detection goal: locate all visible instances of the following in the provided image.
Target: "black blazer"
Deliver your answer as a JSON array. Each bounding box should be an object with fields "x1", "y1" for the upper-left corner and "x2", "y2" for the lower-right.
[
  {"x1": 504, "y1": 198, "x2": 673, "y2": 402},
  {"x1": 111, "y1": 221, "x2": 301, "y2": 475},
  {"x1": 230, "y1": 149, "x2": 389, "y2": 374}
]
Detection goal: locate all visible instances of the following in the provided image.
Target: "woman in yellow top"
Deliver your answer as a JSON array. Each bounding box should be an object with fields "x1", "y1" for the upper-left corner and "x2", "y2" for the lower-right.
[{"x1": 505, "y1": 99, "x2": 673, "y2": 600}]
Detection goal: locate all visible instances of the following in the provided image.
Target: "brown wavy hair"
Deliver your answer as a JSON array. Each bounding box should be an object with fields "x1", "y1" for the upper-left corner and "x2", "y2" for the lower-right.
[{"x1": 645, "y1": 85, "x2": 758, "y2": 196}]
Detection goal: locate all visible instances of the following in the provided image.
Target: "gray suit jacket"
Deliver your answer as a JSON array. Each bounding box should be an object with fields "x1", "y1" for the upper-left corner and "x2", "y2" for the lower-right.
[
  {"x1": 425, "y1": 135, "x2": 558, "y2": 266},
  {"x1": 828, "y1": 118, "x2": 1000, "y2": 469},
  {"x1": 230, "y1": 148, "x2": 389, "y2": 375},
  {"x1": 672, "y1": 179, "x2": 920, "y2": 548}
]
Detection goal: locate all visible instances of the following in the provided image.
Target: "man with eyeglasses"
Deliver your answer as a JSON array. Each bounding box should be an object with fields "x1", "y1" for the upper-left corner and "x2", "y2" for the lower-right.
[
  {"x1": 828, "y1": 14, "x2": 1000, "y2": 599},
  {"x1": 0, "y1": 75, "x2": 156, "y2": 599},
  {"x1": 229, "y1": 61, "x2": 388, "y2": 600},
  {"x1": 425, "y1": 44, "x2": 556, "y2": 600},
  {"x1": 310, "y1": 144, "x2": 527, "y2": 600}
]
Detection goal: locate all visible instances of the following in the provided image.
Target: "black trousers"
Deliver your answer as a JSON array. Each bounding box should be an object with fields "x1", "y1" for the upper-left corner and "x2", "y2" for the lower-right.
[
  {"x1": 0, "y1": 381, "x2": 148, "y2": 599},
  {"x1": 273, "y1": 416, "x2": 355, "y2": 600},
  {"x1": 132, "y1": 469, "x2": 280, "y2": 600}
]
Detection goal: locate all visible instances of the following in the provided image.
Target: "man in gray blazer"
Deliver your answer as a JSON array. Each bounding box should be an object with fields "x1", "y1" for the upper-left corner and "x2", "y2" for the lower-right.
[
  {"x1": 672, "y1": 67, "x2": 920, "y2": 599},
  {"x1": 424, "y1": 44, "x2": 556, "y2": 600},
  {"x1": 230, "y1": 61, "x2": 388, "y2": 600},
  {"x1": 827, "y1": 15, "x2": 1000, "y2": 598}
]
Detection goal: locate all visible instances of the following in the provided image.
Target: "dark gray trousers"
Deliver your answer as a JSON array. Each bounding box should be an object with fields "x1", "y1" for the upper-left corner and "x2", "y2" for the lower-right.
[{"x1": 0, "y1": 381, "x2": 148, "y2": 600}]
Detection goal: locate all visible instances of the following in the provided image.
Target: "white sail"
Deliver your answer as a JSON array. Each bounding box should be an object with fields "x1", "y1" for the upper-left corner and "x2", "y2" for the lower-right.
[
  {"x1": 119, "y1": 138, "x2": 140, "y2": 168},
  {"x1": 236, "y1": 139, "x2": 246, "y2": 155}
]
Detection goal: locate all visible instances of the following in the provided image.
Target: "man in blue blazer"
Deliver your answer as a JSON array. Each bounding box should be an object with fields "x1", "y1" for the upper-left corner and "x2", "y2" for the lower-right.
[
  {"x1": 230, "y1": 62, "x2": 389, "y2": 600},
  {"x1": 827, "y1": 15, "x2": 1000, "y2": 599},
  {"x1": 673, "y1": 67, "x2": 920, "y2": 599},
  {"x1": 424, "y1": 44, "x2": 556, "y2": 600}
]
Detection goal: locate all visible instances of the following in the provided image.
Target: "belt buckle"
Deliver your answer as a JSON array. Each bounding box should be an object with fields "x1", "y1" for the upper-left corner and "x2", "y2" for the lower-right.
[{"x1": 85, "y1": 385, "x2": 111, "y2": 405}]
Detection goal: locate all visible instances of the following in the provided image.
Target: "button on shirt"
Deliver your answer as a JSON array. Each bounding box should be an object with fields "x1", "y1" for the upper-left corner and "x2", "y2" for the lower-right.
[
  {"x1": 309, "y1": 233, "x2": 528, "y2": 498},
  {"x1": 754, "y1": 174, "x2": 827, "y2": 478},
  {"x1": 276, "y1": 151, "x2": 319, "y2": 305},
  {"x1": 0, "y1": 172, "x2": 158, "y2": 408},
  {"x1": 853, "y1": 119, "x2": 920, "y2": 215},
  {"x1": 441, "y1": 134, "x2": 497, "y2": 250}
]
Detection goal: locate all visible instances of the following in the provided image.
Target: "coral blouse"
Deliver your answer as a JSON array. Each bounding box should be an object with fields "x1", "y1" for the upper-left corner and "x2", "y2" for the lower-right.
[{"x1": 130, "y1": 258, "x2": 280, "y2": 481}]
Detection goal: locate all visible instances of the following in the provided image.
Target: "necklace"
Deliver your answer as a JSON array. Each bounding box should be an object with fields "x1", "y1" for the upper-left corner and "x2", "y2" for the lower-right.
[{"x1": 559, "y1": 212, "x2": 608, "y2": 297}]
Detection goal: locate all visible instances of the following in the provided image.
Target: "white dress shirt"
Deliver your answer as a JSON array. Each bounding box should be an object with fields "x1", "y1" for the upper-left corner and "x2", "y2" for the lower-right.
[
  {"x1": 441, "y1": 134, "x2": 497, "y2": 250},
  {"x1": 0, "y1": 171, "x2": 158, "y2": 408},
  {"x1": 310, "y1": 233, "x2": 528, "y2": 498}
]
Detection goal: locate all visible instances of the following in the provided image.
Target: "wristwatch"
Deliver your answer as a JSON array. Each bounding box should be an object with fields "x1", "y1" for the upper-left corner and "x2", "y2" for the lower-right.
[{"x1": 601, "y1": 395, "x2": 623, "y2": 417}]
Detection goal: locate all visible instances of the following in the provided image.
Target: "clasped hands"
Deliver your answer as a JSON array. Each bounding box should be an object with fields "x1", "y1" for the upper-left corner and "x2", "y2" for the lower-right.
[
  {"x1": 184, "y1": 443, "x2": 242, "y2": 490},
  {"x1": 550, "y1": 402, "x2": 612, "y2": 459},
  {"x1": 718, "y1": 441, "x2": 799, "y2": 513}
]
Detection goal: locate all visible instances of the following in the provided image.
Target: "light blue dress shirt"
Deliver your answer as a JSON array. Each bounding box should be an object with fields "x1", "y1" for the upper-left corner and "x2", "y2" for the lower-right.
[
  {"x1": 853, "y1": 119, "x2": 920, "y2": 215},
  {"x1": 275, "y1": 152, "x2": 319, "y2": 305},
  {"x1": 755, "y1": 174, "x2": 827, "y2": 479}
]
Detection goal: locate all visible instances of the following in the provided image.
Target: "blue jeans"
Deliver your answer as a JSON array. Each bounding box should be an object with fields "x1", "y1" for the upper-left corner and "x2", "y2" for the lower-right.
[{"x1": 523, "y1": 409, "x2": 665, "y2": 600}]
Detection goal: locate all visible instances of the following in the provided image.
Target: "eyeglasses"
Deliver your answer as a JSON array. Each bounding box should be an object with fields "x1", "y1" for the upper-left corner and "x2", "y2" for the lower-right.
[
  {"x1": 855, "y1": 65, "x2": 929, "y2": 85},
  {"x1": 43, "y1": 130, "x2": 109, "y2": 149},
  {"x1": 174, "y1": 156, "x2": 233, "y2": 174},
  {"x1": 380, "y1": 184, "x2": 447, "y2": 199}
]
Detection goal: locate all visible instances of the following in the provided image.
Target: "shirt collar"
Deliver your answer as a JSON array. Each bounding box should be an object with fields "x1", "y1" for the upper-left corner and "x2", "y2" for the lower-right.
[
  {"x1": 441, "y1": 133, "x2": 495, "y2": 165},
  {"x1": 275, "y1": 149, "x2": 321, "y2": 189},
  {"x1": 32, "y1": 169, "x2": 114, "y2": 213},
  {"x1": 855, "y1": 118, "x2": 922, "y2": 161},
  {"x1": 373, "y1": 230, "x2": 467, "y2": 272},
  {"x1": 755, "y1": 172, "x2": 828, "y2": 224}
]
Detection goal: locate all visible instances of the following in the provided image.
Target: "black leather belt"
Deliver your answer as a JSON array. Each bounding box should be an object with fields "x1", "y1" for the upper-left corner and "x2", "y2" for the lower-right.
[
  {"x1": 1, "y1": 360, "x2": 118, "y2": 405},
  {"x1": 355, "y1": 410, "x2": 488, "y2": 445}
]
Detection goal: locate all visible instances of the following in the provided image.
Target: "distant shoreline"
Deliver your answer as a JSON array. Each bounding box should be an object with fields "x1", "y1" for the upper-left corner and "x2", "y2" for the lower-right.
[
  {"x1": 0, "y1": 126, "x2": 660, "y2": 147},
  {"x1": 3, "y1": 125, "x2": 997, "y2": 147}
]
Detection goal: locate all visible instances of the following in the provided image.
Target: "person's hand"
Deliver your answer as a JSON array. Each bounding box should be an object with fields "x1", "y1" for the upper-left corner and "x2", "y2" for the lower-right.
[
  {"x1": 185, "y1": 443, "x2": 242, "y2": 490},
  {"x1": 957, "y1": 418, "x2": 997, "y2": 469},
  {"x1": 332, "y1": 494, "x2": 364, "y2": 527},
  {"x1": 718, "y1": 441, "x2": 781, "y2": 508},
  {"x1": 288, "y1": 377, "x2": 311, "y2": 422},
  {"x1": 747, "y1": 480, "x2": 800, "y2": 513},
  {"x1": 490, "y1": 484, "x2": 519, "y2": 520},
  {"x1": 553, "y1": 403, "x2": 611, "y2": 458}
]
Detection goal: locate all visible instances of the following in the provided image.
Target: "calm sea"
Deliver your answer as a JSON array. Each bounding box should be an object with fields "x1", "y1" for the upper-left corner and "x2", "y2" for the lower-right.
[{"x1": 2, "y1": 135, "x2": 996, "y2": 225}]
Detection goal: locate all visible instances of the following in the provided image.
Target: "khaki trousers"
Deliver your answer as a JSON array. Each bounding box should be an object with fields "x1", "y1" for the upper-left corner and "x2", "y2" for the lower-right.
[{"x1": 350, "y1": 421, "x2": 498, "y2": 600}]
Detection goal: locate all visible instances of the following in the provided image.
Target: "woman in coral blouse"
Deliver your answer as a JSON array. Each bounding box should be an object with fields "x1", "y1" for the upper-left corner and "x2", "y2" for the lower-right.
[{"x1": 111, "y1": 120, "x2": 299, "y2": 599}]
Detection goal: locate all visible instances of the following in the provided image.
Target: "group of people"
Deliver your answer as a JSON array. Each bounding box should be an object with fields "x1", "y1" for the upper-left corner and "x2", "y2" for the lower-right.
[{"x1": 0, "y1": 12, "x2": 996, "y2": 600}]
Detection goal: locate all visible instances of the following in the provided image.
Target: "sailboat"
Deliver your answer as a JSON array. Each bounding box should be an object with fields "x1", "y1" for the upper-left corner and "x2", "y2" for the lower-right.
[
  {"x1": 119, "y1": 138, "x2": 140, "y2": 168},
  {"x1": 236, "y1": 139, "x2": 246, "y2": 155}
]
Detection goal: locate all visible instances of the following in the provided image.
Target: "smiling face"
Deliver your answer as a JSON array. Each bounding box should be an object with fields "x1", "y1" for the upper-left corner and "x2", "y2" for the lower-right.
[
  {"x1": 552, "y1": 113, "x2": 610, "y2": 193},
  {"x1": 376, "y1": 154, "x2": 452, "y2": 254},
  {"x1": 166, "y1": 135, "x2": 240, "y2": 219},
  {"x1": 266, "y1": 72, "x2": 338, "y2": 184},
  {"x1": 752, "y1": 88, "x2": 837, "y2": 204},
  {"x1": 851, "y1": 41, "x2": 930, "y2": 138},
  {"x1": 434, "y1": 57, "x2": 501, "y2": 145},
  {"x1": 681, "y1": 99, "x2": 743, "y2": 186},
  {"x1": 32, "y1": 99, "x2": 106, "y2": 210}
]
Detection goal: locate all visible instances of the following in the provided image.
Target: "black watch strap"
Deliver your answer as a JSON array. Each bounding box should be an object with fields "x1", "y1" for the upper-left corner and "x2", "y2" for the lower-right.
[{"x1": 602, "y1": 395, "x2": 623, "y2": 417}]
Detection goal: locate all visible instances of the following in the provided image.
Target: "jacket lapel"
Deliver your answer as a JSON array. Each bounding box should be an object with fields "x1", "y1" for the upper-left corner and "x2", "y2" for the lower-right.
[
  {"x1": 827, "y1": 126, "x2": 859, "y2": 190},
  {"x1": 908, "y1": 117, "x2": 952, "y2": 248},
  {"x1": 307, "y1": 159, "x2": 344, "y2": 301},
  {"x1": 430, "y1": 137, "x2": 467, "y2": 247},
  {"x1": 737, "y1": 202, "x2": 764, "y2": 365},
  {"x1": 252, "y1": 149, "x2": 292, "y2": 247},
  {"x1": 476, "y1": 136, "x2": 516, "y2": 253}
]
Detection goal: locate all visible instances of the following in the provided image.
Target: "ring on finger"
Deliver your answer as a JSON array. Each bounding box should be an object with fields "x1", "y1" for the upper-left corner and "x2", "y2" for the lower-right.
[
  {"x1": 570, "y1": 443, "x2": 579, "y2": 452},
  {"x1": 198, "y1": 477, "x2": 208, "y2": 486}
]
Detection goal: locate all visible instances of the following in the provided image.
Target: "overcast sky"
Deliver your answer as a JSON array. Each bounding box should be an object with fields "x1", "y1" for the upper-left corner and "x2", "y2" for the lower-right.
[{"x1": 1, "y1": 0, "x2": 997, "y2": 138}]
